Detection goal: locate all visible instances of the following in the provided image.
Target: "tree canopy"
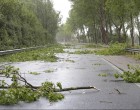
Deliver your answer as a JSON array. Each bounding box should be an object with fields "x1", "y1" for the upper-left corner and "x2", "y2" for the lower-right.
[
  {"x1": 67, "y1": 0, "x2": 140, "y2": 46},
  {"x1": 0, "y1": 0, "x2": 60, "y2": 50}
]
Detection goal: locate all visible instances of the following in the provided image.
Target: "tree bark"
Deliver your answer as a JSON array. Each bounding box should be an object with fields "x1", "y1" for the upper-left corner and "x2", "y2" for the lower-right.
[
  {"x1": 130, "y1": 14, "x2": 134, "y2": 47},
  {"x1": 117, "y1": 27, "x2": 122, "y2": 43},
  {"x1": 98, "y1": 0, "x2": 108, "y2": 45},
  {"x1": 0, "y1": 86, "x2": 100, "y2": 92},
  {"x1": 136, "y1": 16, "x2": 140, "y2": 45}
]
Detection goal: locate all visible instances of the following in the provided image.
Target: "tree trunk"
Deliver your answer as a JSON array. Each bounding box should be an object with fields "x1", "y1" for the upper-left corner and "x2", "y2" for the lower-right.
[
  {"x1": 139, "y1": 37, "x2": 140, "y2": 46},
  {"x1": 130, "y1": 14, "x2": 134, "y2": 47},
  {"x1": 115, "y1": 25, "x2": 122, "y2": 43},
  {"x1": 136, "y1": 16, "x2": 140, "y2": 45},
  {"x1": 122, "y1": 24, "x2": 126, "y2": 36},
  {"x1": 100, "y1": 25, "x2": 107, "y2": 44},
  {"x1": 93, "y1": 21, "x2": 98, "y2": 44},
  {"x1": 99, "y1": 0, "x2": 108, "y2": 45},
  {"x1": 117, "y1": 28, "x2": 121, "y2": 43},
  {"x1": 109, "y1": 23, "x2": 113, "y2": 36},
  {"x1": 122, "y1": 23, "x2": 127, "y2": 42}
]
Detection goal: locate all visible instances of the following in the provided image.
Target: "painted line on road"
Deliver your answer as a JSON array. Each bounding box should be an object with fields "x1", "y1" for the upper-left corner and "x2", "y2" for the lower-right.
[{"x1": 101, "y1": 58, "x2": 140, "y2": 88}]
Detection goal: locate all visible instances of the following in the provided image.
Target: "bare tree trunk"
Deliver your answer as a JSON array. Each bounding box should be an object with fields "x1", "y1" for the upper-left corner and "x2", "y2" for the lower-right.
[
  {"x1": 114, "y1": 25, "x2": 122, "y2": 43},
  {"x1": 122, "y1": 23, "x2": 127, "y2": 42},
  {"x1": 136, "y1": 16, "x2": 140, "y2": 45},
  {"x1": 99, "y1": 0, "x2": 108, "y2": 45},
  {"x1": 139, "y1": 37, "x2": 140, "y2": 46},
  {"x1": 117, "y1": 28, "x2": 122, "y2": 43},
  {"x1": 130, "y1": 14, "x2": 134, "y2": 47},
  {"x1": 93, "y1": 21, "x2": 98, "y2": 44},
  {"x1": 109, "y1": 22, "x2": 113, "y2": 36}
]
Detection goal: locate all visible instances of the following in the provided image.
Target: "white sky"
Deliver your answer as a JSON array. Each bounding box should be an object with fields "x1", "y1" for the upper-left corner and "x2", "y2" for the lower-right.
[{"x1": 52, "y1": 0, "x2": 71, "y2": 23}]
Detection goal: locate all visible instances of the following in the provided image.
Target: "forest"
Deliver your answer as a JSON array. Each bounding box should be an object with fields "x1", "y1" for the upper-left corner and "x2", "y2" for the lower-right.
[
  {"x1": 0, "y1": 0, "x2": 60, "y2": 50},
  {"x1": 1, "y1": 0, "x2": 140, "y2": 50},
  {"x1": 58, "y1": 0, "x2": 140, "y2": 47}
]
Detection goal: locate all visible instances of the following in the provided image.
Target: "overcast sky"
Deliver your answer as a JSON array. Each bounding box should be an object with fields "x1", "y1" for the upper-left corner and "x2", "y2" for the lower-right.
[{"x1": 52, "y1": 0, "x2": 71, "y2": 23}]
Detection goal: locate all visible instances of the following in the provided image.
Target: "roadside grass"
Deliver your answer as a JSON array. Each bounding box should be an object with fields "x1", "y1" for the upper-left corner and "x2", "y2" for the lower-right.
[
  {"x1": 69, "y1": 50, "x2": 95, "y2": 54},
  {"x1": 0, "y1": 44, "x2": 64, "y2": 62},
  {"x1": 95, "y1": 43, "x2": 126, "y2": 55},
  {"x1": 126, "y1": 54, "x2": 140, "y2": 60},
  {"x1": 68, "y1": 43, "x2": 126, "y2": 55},
  {"x1": 85, "y1": 43, "x2": 103, "y2": 48},
  {"x1": 125, "y1": 44, "x2": 140, "y2": 59}
]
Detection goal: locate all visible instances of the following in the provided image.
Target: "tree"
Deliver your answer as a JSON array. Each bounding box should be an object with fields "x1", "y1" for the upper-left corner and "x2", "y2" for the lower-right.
[{"x1": 0, "y1": 0, "x2": 60, "y2": 50}]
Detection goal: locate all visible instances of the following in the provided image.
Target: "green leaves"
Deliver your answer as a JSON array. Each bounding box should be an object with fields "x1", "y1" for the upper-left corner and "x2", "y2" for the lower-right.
[
  {"x1": 95, "y1": 43, "x2": 126, "y2": 55},
  {"x1": 0, "y1": 66, "x2": 64, "y2": 105},
  {"x1": 48, "y1": 92, "x2": 64, "y2": 102},
  {"x1": 114, "y1": 65, "x2": 140, "y2": 83},
  {"x1": 0, "y1": 0, "x2": 59, "y2": 50},
  {"x1": 57, "y1": 82, "x2": 62, "y2": 90},
  {"x1": 0, "y1": 45, "x2": 64, "y2": 62}
]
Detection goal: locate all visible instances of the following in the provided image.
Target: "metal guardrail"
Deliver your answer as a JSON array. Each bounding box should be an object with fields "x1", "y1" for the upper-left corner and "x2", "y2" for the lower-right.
[
  {"x1": 0, "y1": 46, "x2": 46, "y2": 56},
  {"x1": 125, "y1": 48, "x2": 140, "y2": 54}
]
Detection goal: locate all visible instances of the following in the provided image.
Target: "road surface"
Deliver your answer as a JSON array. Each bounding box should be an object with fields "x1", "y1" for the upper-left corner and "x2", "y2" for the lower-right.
[{"x1": 0, "y1": 48, "x2": 140, "y2": 109}]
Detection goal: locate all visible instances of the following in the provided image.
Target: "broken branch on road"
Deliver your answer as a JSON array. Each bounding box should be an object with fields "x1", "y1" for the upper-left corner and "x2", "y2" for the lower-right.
[{"x1": 0, "y1": 66, "x2": 100, "y2": 105}]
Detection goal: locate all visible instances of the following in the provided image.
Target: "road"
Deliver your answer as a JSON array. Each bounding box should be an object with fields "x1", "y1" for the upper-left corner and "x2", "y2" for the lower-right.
[{"x1": 0, "y1": 48, "x2": 140, "y2": 109}]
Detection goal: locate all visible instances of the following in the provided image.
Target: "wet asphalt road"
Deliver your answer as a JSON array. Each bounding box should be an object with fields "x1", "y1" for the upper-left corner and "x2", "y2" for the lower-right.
[{"x1": 0, "y1": 49, "x2": 140, "y2": 109}]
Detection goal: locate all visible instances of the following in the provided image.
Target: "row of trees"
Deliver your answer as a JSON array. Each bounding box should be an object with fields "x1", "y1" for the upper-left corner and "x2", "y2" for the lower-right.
[
  {"x1": 0, "y1": 0, "x2": 60, "y2": 50},
  {"x1": 66, "y1": 0, "x2": 140, "y2": 46}
]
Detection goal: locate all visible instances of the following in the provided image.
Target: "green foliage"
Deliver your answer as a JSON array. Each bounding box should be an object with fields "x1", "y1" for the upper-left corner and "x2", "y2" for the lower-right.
[
  {"x1": 0, "y1": 66, "x2": 64, "y2": 105},
  {"x1": 44, "y1": 69, "x2": 56, "y2": 73},
  {"x1": 114, "y1": 65, "x2": 140, "y2": 83},
  {"x1": 29, "y1": 72, "x2": 40, "y2": 75},
  {"x1": 70, "y1": 50, "x2": 95, "y2": 54},
  {"x1": 57, "y1": 82, "x2": 62, "y2": 90},
  {"x1": 85, "y1": 44, "x2": 102, "y2": 48},
  {"x1": 0, "y1": 0, "x2": 60, "y2": 50},
  {"x1": 114, "y1": 73, "x2": 121, "y2": 79},
  {"x1": 65, "y1": 59, "x2": 75, "y2": 63},
  {"x1": 0, "y1": 45, "x2": 64, "y2": 62},
  {"x1": 68, "y1": 0, "x2": 140, "y2": 45},
  {"x1": 95, "y1": 43, "x2": 126, "y2": 55},
  {"x1": 98, "y1": 73, "x2": 108, "y2": 77},
  {"x1": 130, "y1": 54, "x2": 140, "y2": 60},
  {"x1": 48, "y1": 92, "x2": 64, "y2": 102}
]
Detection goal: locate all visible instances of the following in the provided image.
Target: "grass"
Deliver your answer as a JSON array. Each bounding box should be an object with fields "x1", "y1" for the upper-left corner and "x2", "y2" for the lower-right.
[
  {"x1": 126, "y1": 53, "x2": 140, "y2": 60},
  {"x1": 95, "y1": 43, "x2": 126, "y2": 55},
  {"x1": 0, "y1": 44, "x2": 64, "y2": 62},
  {"x1": 69, "y1": 50, "x2": 95, "y2": 54},
  {"x1": 85, "y1": 43, "x2": 102, "y2": 48},
  {"x1": 44, "y1": 69, "x2": 57, "y2": 73},
  {"x1": 29, "y1": 72, "x2": 41, "y2": 75},
  {"x1": 98, "y1": 73, "x2": 108, "y2": 77}
]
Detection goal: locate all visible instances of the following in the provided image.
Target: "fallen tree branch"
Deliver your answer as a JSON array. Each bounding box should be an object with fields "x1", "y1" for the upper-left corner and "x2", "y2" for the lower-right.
[
  {"x1": 0, "y1": 66, "x2": 100, "y2": 104},
  {"x1": 0, "y1": 86, "x2": 100, "y2": 92},
  {"x1": 55, "y1": 86, "x2": 100, "y2": 92}
]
